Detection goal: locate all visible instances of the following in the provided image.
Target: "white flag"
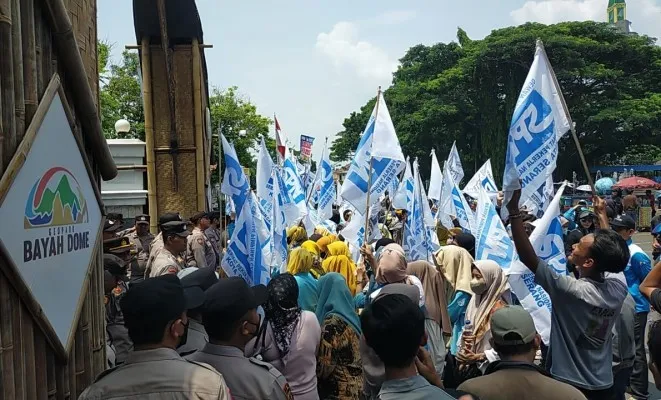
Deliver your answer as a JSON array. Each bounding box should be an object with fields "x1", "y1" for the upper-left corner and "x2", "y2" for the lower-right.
[
  {"x1": 340, "y1": 92, "x2": 405, "y2": 215},
  {"x1": 463, "y1": 159, "x2": 498, "y2": 198},
  {"x1": 502, "y1": 40, "x2": 571, "y2": 217},
  {"x1": 317, "y1": 143, "x2": 335, "y2": 221},
  {"x1": 392, "y1": 158, "x2": 413, "y2": 211},
  {"x1": 447, "y1": 141, "x2": 464, "y2": 185},
  {"x1": 428, "y1": 149, "x2": 443, "y2": 201}
]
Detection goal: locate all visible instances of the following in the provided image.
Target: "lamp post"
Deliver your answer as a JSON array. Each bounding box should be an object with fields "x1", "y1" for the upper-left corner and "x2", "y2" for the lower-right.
[{"x1": 114, "y1": 119, "x2": 130, "y2": 137}]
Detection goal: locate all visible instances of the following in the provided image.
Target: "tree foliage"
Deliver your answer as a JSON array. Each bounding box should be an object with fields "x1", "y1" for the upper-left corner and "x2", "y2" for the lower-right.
[
  {"x1": 99, "y1": 41, "x2": 145, "y2": 140},
  {"x1": 330, "y1": 22, "x2": 661, "y2": 183}
]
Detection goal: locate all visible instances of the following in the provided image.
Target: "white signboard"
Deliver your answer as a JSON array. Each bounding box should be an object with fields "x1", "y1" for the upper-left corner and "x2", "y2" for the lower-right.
[{"x1": 0, "y1": 89, "x2": 102, "y2": 351}]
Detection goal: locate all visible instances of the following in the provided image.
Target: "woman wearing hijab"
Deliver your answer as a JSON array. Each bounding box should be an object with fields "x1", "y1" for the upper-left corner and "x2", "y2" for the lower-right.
[
  {"x1": 288, "y1": 225, "x2": 308, "y2": 248},
  {"x1": 322, "y1": 241, "x2": 358, "y2": 295},
  {"x1": 288, "y1": 248, "x2": 320, "y2": 312},
  {"x1": 316, "y1": 235, "x2": 338, "y2": 259},
  {"x1": 315, "y1": 273, "x2": 363, "y2": 399},
  {"x1": 456, "y1": 260, "x2": 511, "y2": 372},
  {"x1": 434, "y1": 245, "x2": 474, "y2": 355},
  {"x1": 452, "y1": 233, "x2": 476, "y2": 259},
  {"x1": 369, "y1": 243, "x2": 425, "y2": 307},
  {"x1": 407, "y1": 260, "x2": 451, "y2": 377},
  {"x1": 247, "y1": 274, "x2": 322, "y2": 400},
  {"x1": 300, "y1": 240, "x2": 326, "y2": 279}
]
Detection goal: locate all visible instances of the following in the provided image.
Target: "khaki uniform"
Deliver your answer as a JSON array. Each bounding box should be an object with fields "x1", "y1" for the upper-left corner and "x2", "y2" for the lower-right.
[
  {"x1": 146, "y1": 248, "x2": 185, "y2": 278},
  {"x1": 147, "y1": 233, "x2": 164, "y2": 266},
  {"x1": 128, "y1": 231, "x2": 154, "y2": 281},
  {"x1": 176, "y1": 319, "x2": 209, "y2": 357},
  {"x1": 187, "y1": 343, "x2": 293, "y2": 400},
  {"x1": 186, "y1": 227, "x2": 216, "y2": 269},
  {"x1": 78, "y1": 348, "x2": 231, "y2": 400}
]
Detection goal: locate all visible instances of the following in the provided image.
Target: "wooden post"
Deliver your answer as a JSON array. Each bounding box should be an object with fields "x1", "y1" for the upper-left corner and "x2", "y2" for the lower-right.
[
  {"x1": 11, "y1": 0, "x2": 23, "y2": 146},
  {"x1": 0, "y1": 0, "x2": 16, "y2": 172},
  {"x1": 141, "y1": 37, "x2": 159, "y2": 233},
  {"x1": 192, "y1": 38, "x2": 206, "y2": 211},
  {"x1": 20, "y1": 0, "x2": 36, "y2": 128}
]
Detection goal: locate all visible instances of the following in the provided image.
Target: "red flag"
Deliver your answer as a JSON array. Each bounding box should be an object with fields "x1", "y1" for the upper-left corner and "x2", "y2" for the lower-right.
[{"x1": 274, "y1": 116, "x2": 286, "y2": 159}]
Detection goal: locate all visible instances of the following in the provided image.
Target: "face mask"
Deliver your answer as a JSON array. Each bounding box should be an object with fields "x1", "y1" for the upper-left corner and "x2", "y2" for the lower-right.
[
  {"x1": 470, "y1": 278, "x2": 488, "y2": 295},
  {"x1": 176, "y1": 320, "x2": 190, "y2": 348}
]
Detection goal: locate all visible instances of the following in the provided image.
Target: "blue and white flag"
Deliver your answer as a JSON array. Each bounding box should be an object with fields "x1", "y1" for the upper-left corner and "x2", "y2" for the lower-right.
[
  {"x1": 428, "y1": 149, "x2": 443, "y2": 202},
  {"x1": 341, "y1": 92, "x2": 405, "y2": 215},
  {"x1": 447, "y1": 142, "x2": 465, "y2": 185},
  {"x1": 392, "y1": 158, "x2": 413, "y2": 211},
  {"x1": 523, "y1": 176, "x2": 554, "y2": 218},
  {"x1": 317, "y1": 143, "x2": 335, "y2": 221},
  {"x1": 256, "y1": 137, "x2": 275, "y2": 225},
  {"x1": 405, "y1": 159, "x2": 436, "y2": 263},
  {"x1": 475, "y1": 188, "x2": 515, "y2": 269},
  {"x1": 271, "y1": 166, "x2": 288, "y2": 273},
  {"x1": 220, "y1": 135, "x2": 268, "y2": 286},
  {"x1": 502, "y1": 40, "x2": 571, "y2": 217},
  {"x1": 441, "y1": 162, "x2": 475, "y2": 233},
  {"x1": 463, "y1": 159, "x2": 498, "y2": 199},
  {"x1": 283, "y1": 147, "x2": 309, "y2": 221},
  {"x1": 251, "y1": 191, "x2": 272, "y2": 273}
]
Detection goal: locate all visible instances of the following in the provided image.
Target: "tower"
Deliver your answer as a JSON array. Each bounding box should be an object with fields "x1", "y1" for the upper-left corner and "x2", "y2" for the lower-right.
[{"x1": 608, "y1": 0, "x2": 632, "y2": 33}]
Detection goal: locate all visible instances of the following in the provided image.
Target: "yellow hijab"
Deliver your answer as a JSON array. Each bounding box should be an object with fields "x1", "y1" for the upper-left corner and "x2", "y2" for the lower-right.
[
  {"x1": 287, "y1": 247, "x2": 314, "y2": 275},
  {"x1": 301, "y1": 240, "x2": 325, "y2": 279},
  {"x1": 322, "y1": 241, "x2": 357, "y2": 295},
  {"x1": 434, "y1": 245, "x2": 474, "y2": 298},
  {"x1": 316, "y1": 235, "x2": 338, "y2": 255},
  {"x1": 287, "y1": 225, "x2": 308, "y2": 246}
]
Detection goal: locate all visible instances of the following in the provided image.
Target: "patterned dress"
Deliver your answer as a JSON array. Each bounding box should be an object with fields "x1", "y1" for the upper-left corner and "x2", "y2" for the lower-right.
[{"x1": 316, "y1": 315, "x2": 363, "y2": 399}]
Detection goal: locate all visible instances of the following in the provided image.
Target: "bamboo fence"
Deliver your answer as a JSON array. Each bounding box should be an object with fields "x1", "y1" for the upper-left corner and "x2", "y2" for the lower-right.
[{"x1": 0, "y1": 0, "x2": 111, "y2": 398}]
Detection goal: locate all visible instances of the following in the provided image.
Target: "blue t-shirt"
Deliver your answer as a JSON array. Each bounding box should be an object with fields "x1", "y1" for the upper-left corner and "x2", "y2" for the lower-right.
[{"x1": 624, "y1": 240, "x2": 652, "y2": 313}]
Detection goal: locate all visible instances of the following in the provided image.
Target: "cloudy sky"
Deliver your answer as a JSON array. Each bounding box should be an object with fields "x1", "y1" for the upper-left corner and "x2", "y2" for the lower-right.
[{"x1": 99, "y1": 0, "x2": 661, "y2": 159}]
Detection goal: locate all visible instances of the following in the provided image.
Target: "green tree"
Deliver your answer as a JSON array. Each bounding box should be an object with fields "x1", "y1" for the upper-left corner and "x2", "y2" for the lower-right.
[
  {"x1": 209, "y1": 86, "x2": 273, "y2": 184},
  {"x1": 98, "y1": 41, "x2": 145, "y2": 140},
  {"x1": 331, "y1": 22, "x2": 661, "y2": 183}
]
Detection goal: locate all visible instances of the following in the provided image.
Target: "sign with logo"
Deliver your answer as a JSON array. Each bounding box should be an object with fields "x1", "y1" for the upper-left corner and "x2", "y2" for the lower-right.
[
  {"x1": 299, "y1": 135, "x2": 314, "y2": 161},
  {"x1": 0, "y1": 82, "x2": 102, "y2": 353}
]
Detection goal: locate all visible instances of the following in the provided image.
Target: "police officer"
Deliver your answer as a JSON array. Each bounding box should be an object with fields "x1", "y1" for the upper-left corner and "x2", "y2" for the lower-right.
[
  {"x1": 146, "y1": 221, "x2": 189, "y2": 278},
  {"x1": 127, "y1": 214, "x2": 155, "y2": 283},
  {"x1": 186, "y1": 277, "x2": 294, "y2": 400},
  {"x1": 104, "y1": 235, "x2": 136, "y2": 272},
  {"x1": 177, "y1": 267, "x2": 219, "y2": 356},
  {"x1": 79, "y1": 275, "x2": 232, "y2": 399},
  {"x1": 205, "y1": 211, "x2": 222, "y2": 266},
  {"x1": 148, "y1": 212, "x2": 183, "y2": 266},
  {"x1": 103, "y1": 254, "x2": 133, "y2": 365},
  {"x1": 103, "y1": 218, "x2": 122, "y2": 241},
  {"x1": 186, "y1": 212, "x2": 216, "y2": 269}
]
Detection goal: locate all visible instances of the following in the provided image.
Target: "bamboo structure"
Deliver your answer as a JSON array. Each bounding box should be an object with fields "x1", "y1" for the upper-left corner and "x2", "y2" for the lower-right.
[
  {"x1": 0, "y1": 0, "x2": 115, "y2": 398},
  {"x1": 134, "y1": 0, "x2": 212, "y2": 219}
]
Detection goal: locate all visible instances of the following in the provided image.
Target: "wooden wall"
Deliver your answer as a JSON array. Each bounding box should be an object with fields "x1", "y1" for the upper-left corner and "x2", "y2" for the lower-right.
[{"x1": 0, "y1": 0, "x2": 105, "y2": 398}]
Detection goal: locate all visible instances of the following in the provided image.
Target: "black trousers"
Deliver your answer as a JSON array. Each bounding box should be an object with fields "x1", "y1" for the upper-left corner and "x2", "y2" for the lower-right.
[{"x1": 629, "y1": 312, "x2": 649, "y2": 400}]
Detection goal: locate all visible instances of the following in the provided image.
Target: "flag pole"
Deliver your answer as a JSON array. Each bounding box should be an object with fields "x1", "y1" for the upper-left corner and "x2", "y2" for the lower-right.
[
  {"x1": 364, "y1": 86, "x2": 382, "y2": 244},
  {"x1": 306, "y1": 137, "x2": 328, "y2": 206},
  {"x1": 538, "y1": 40, "x2": 595, "y2": 194}
]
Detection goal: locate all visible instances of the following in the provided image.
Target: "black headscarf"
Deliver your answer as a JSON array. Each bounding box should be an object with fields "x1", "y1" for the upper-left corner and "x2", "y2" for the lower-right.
[
  {"x1": 454, "y1": 233, "x2": 476, "y2": 259},
  {"x1": 262, "y1": 274, "x2": 301, "y2": 357}
]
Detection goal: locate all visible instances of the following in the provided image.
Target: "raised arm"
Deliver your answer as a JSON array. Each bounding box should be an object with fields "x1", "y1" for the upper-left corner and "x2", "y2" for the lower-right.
[{"x1": 506, "y1": 189, "x2": 539, "y2": 273}]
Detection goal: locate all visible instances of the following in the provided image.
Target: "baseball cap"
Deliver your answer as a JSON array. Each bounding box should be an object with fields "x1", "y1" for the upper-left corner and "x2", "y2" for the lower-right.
[
  {"x1": 104, "y1": 219, "x2": 121, "y2": 232},
  {"x1": 103, "y1": 254, "x2": 128, "y2": 281},
  {"x1": 202, "y1": 277, "x2": 267, "y2": 323},
  {"x1": 161, "y1": 221, "x2": 190, "y2": 238},
  {"x1": 578, "y1": 209, "x2": 595, "y2": 220},
  {"x1": 120, "y1": 274, "x2": 202, "y2": 328},
  {"x1": 135, "y1": 214, "x2": 150, "y2": 225},
  {"x1": 158, "y1": 212, "x2": 182, "y2": 226},
  {"x1": 490, "y1": 305, "x2": 537, "y2": 346},
  {"x1": 610, "y1": 214, "x2": 636, "y2": 230}
]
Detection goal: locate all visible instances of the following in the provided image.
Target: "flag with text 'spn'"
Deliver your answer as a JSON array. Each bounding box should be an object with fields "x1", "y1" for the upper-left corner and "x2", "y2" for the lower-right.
[
  {"x1": 282, "y1": 147, "x2": 309, "y2": 221},
  {"x1": 502, "y1": 40, "x2": 571, "y2": 217},
  {"x1": 428, "y1": 149, "x2": 443, "y2": 202},
  {"x1": 404, "y1": 159, "x2": 438, "y2": 263},
  {"x1": 317, "y1": 143, "x2": 335, "y2": 222},
  {"x1": 340, "y1": 92, "x2": 405, "y2": 215},
  {"x1": 220, "y1": 134, "x2": 250, "y2": 217}
]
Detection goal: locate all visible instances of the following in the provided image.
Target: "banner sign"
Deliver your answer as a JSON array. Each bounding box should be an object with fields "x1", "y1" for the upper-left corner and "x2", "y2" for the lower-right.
[{"x1": 300, "y1": 135, "x2": 315, "y2": 160}]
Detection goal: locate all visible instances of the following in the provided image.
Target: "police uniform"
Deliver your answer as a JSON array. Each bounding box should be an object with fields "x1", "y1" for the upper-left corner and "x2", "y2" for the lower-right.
[
  {"x1": 127, "y1": 215, "x2": 155, "y2": 282},
  {"x1": 205, "y1": 226, "x2": 221, "y2": 265},
  {"x1": 186, "y1": 276, "x2": 293, "y2": 400},
  {"x1": 79, "y1": 275, "x2": 231, "y2": 400},
  {"x1": 146, "y1": 213, "x2": 184, "y2": 274},
  {"x1": 176, "y1": 267, "x2": 218, "y2": 356},
  {"x1": 146, "y1": 222, "x2": 189, "y2": 278},
  {"x1": 104, "y1": 254, "x2": 133, "y2": 364},
  {"x1": 186, "y1": 227, "x2": 215, "y2": 269}
]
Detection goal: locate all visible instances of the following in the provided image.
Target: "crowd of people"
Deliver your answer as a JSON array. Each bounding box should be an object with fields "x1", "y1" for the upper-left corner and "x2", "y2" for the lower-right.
[{"x1": 81, "y1": 187, "x2": 661, "y2": 400}]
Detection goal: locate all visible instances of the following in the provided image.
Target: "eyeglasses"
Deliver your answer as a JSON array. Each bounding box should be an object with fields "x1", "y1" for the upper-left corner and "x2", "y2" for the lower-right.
[{"x1": 579, "y1": 217, "x2": 593, "y2": 222}]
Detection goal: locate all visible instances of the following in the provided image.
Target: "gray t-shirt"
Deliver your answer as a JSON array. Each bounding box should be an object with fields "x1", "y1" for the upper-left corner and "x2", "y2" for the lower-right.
[
  {"x1": 535, "y1": 260, "x2": 628, "y2": 390},
  {"x1": 378, "y1": 375, "x2": 455, "y2": 400}
]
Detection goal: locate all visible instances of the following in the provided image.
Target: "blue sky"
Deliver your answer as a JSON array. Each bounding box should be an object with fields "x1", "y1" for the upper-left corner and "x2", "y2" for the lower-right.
[{"x1": 99, "y1": 0, "x2": 661, "y2": 160}]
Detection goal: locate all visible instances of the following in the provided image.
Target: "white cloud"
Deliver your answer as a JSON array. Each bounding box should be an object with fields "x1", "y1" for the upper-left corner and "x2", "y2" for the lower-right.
[
  {"x1": 510, "y1": 0, "x2": 661, "y2": 41},
  {"x1": 315, "y1": 21, "x2": 398, "y2": 82},
  {"x1": 369, "y1": 10, "x2": 417, "y2": 25}
]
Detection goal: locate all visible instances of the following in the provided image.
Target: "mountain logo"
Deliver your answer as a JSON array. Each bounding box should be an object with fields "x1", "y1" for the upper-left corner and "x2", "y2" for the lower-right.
[{"x1": 24, "y1": 167, "x2": 88, "y2": 229}]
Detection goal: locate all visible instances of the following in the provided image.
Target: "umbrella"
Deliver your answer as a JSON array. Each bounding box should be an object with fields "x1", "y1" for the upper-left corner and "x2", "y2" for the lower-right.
[{"x1": 612, "y1": 176, "x2": 661, "y2": 190}]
